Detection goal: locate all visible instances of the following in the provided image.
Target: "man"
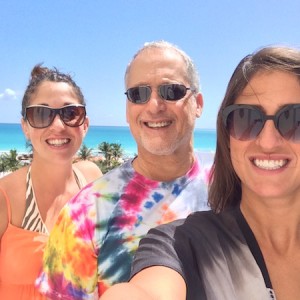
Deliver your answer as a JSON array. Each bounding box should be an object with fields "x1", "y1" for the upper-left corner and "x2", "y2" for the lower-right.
[{"x1": 36, "y1": 40, "x2": 211, "y2": 299}]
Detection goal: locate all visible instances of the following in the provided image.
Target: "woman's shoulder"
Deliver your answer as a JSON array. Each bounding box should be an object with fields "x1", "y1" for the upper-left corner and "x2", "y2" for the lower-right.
[
  {"x1": 73, "y1": 160, "x2": 103, "y2": 183},
  {"x1": 186, "y1": 209, "x2": 236, "y2": 225},
  {"x1": 0, "y1": 166, "x2": 28, "y2": 214},
  {"x1": 0, "y1": 166, "x2": 28, "y2": 190},
  {"x1": 0, "y1": 166, "x2": 28, "y2": 237},
  {"x1": 175, "y1": 209, "x2": 240, "y2": 242}
]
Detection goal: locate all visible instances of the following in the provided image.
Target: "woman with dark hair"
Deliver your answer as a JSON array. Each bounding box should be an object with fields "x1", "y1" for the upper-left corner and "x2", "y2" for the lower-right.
[
  {"x1": 101, "y1": 45, "x2": 300, "y2": 300},
  {"x1": 0, "y1": 65, "x2": 102, "y2": 299}
]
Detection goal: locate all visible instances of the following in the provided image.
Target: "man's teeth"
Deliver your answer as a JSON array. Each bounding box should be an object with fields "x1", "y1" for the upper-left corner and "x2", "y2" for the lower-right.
[
  {"x1": 146, "y1": 121, "x2": 171, "y2": 128},
  {"x1": 253, "y1": 159, "x2": 287, "y2": 170},
  {"x1": 47, "y1": 139, "x2": 69, "y2": 146}
]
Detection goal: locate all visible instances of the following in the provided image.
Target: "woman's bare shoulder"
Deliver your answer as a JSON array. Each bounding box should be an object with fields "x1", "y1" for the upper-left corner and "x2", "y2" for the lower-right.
[
  {"x1": 0, "y1": 166, "x2": 28, "y2": 233},
  {"x1": 0, "y1": 166, "x2": 28, "y2": 211},
  {"x1": 0, "y1": 166, "x2": 28, "y2": 189},
  {"x1": 0, "y1": 166, "x2": 27, "y2": 237},
  {"x1": 73, "y1": 160, "x2": 103, "y2": 183}
]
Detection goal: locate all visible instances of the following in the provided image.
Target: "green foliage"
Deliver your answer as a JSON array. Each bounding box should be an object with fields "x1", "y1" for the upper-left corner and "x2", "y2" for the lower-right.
[
  {"x1": 77, "y1": 144, "x2": 93, "y2": 160},
  {"x1": 1, "y1": 142, "x2": 126, "y2": 175},
  {"x1": 97, "y1": 142, "x2": 124, "y2": 173},
  {"x1": 96, "y1": 159, "x2": 122, "y2": 174},
  {"x1": 0, "y1": 149, "x2": 22, "y2": 172}
]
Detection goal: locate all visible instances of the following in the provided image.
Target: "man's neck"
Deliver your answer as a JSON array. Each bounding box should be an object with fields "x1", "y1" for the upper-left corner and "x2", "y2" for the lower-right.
[{"x1": 132, "y1": 152, "x2": 195, "y2": 181}]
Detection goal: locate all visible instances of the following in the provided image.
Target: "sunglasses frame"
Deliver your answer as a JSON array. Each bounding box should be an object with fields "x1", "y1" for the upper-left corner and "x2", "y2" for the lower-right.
[
  {"x1": 25, "y1": 104, "x2": 86, "y2": 129},
  {"x1": 222, "y1": 104, "x2": 300, "y2": 142},
  {"x1": 125, "y1": 84, "x2": 194, "y2": 104}
]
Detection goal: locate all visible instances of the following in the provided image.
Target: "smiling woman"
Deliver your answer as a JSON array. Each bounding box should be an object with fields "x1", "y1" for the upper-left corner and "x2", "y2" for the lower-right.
[{"x1": 0, "y1": 64, "x2": 102, "y2": 299}]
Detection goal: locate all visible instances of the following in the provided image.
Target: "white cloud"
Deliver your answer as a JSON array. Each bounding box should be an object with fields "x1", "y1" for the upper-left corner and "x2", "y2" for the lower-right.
[{"x1": 0, "y1": 88, "x2": 18, "y2": 100}]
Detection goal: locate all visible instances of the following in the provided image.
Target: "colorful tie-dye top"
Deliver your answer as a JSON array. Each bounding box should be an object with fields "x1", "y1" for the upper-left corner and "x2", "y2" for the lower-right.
[{"x1": 36, "y1": 154, "x2": 212, "y2": 299}]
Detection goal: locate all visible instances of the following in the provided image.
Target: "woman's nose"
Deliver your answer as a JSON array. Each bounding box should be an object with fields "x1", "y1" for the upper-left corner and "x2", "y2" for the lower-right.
[{"x1": 255, "y1": 119, "x2": 284, "y2": 149}]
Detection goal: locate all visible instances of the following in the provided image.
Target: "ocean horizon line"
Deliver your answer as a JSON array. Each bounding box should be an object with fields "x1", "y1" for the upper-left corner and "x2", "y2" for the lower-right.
[
  {"x1": 0, "y1": 122, "x2": 216, "y2": 131},
  {"x1": 0, "y1": 123, "x2": 217, "y2": 156}
]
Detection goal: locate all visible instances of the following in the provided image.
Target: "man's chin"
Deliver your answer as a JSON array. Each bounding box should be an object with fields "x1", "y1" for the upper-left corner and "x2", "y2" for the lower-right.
[{"x1": 143, "y1": 143, "x2": 177, "y2": 156}]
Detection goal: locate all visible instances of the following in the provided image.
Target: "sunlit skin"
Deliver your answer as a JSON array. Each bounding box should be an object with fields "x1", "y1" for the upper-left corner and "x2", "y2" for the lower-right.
[
  {"x1": 21, "y1": 81, "x2": 89, "y2": 167},
  {"x1": 231, "y1": 70, "x2": 300, "y2": 300},
  {"x1": 125, "y1": 48, "x2": 203, "y2": 180}
]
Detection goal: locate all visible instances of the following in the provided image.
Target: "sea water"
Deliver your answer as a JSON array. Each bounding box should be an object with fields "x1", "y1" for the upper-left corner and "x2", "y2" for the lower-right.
[{"x1": 0, "y1": 123, "x2": 216, "y2": 157}]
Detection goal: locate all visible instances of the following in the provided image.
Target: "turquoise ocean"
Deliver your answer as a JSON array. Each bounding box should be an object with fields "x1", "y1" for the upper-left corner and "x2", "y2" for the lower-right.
[{"x1": 0, "y1": 123, "x2": 216, "y2": 157}]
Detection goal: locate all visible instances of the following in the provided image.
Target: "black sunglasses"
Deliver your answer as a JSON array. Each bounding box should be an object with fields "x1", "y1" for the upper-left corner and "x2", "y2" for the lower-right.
[
  {"x1": 25, "y1": 104, "x2": 86, "y2": 129},
  {"x1": 125, "y1": 84, "x2": 194, "y2": 104},
  {"x1": 222, "y1": 104, "x2": 300, "y2": 142}
]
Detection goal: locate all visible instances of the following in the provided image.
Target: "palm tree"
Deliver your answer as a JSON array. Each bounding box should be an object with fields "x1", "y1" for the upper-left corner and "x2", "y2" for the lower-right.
[
  {"x1": 96, "y1": 142, "x2": 124, "y2": 174},
  {"x1": 77, "y1": 144, "x2": 93, "y2": 161},
  {"x1": 98, "y1": 142, "x2": 112, "y2": 164},
  {"x1": 110, "y1": 143, "x2": 123, "y2": 163},
  {"x1": 1, "y1": 149, "x2": 22, "y2": 172}
]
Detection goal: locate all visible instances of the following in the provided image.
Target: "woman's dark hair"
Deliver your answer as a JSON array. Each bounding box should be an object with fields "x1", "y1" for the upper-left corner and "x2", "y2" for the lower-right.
[
  {"x1": 209, "y1": 45, "x2": 300, "y2": 213},
  {"x1": 21, "y1": 64, "x2": 85, "y2": 118}
]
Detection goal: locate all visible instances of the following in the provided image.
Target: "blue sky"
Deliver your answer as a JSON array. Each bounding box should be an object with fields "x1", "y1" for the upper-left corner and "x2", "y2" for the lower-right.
[{"x1": 1, "y1": 0, "x2": 299, "y2": 129}]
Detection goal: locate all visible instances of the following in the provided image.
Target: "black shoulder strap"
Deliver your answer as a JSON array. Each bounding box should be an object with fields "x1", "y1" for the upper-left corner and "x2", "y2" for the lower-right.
[{"x1": 232, "y1": 206, "x2": 272, "y2": 289}]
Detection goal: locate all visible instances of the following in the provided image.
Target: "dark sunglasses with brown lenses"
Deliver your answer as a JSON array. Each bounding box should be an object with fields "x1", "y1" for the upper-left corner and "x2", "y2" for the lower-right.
[{"x1": 24, "y1": 104, "x2": 86, "y2": 129}]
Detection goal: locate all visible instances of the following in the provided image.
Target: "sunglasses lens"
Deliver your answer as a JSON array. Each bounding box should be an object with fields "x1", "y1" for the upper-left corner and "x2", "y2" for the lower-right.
[
  {"x1": 25, "y1": 105, "x2": 86, "y2": 128},
  {"x1": 224, "y1": 106, "x2": 264, "y2": 140},
  {"x1": 26, "y1": 106, "x2": 55, "y2": 128},
  {"x1": 126, "y1": 86, "x2": 151, "y2": 104},
  {"x1": 277, "y1": 105, "x2": 300, "y2": 142},
  {"x1": 159, "y1": 84, "x2": 187, "y2": 101},
  {"x1": 61, "y1": 106, "x2": 86, "y2": 127}
]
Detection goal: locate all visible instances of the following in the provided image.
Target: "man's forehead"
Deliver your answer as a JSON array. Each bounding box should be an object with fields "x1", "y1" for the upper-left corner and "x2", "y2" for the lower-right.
[{"x1": 125, "y1": 48, "x2": 187, "y2": 86}]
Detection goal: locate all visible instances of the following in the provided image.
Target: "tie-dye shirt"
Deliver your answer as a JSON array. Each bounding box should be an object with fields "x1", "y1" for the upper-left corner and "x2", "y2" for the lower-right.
[{"x1": 36, "y1": 153, "x2": 212, "y2": 299}]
